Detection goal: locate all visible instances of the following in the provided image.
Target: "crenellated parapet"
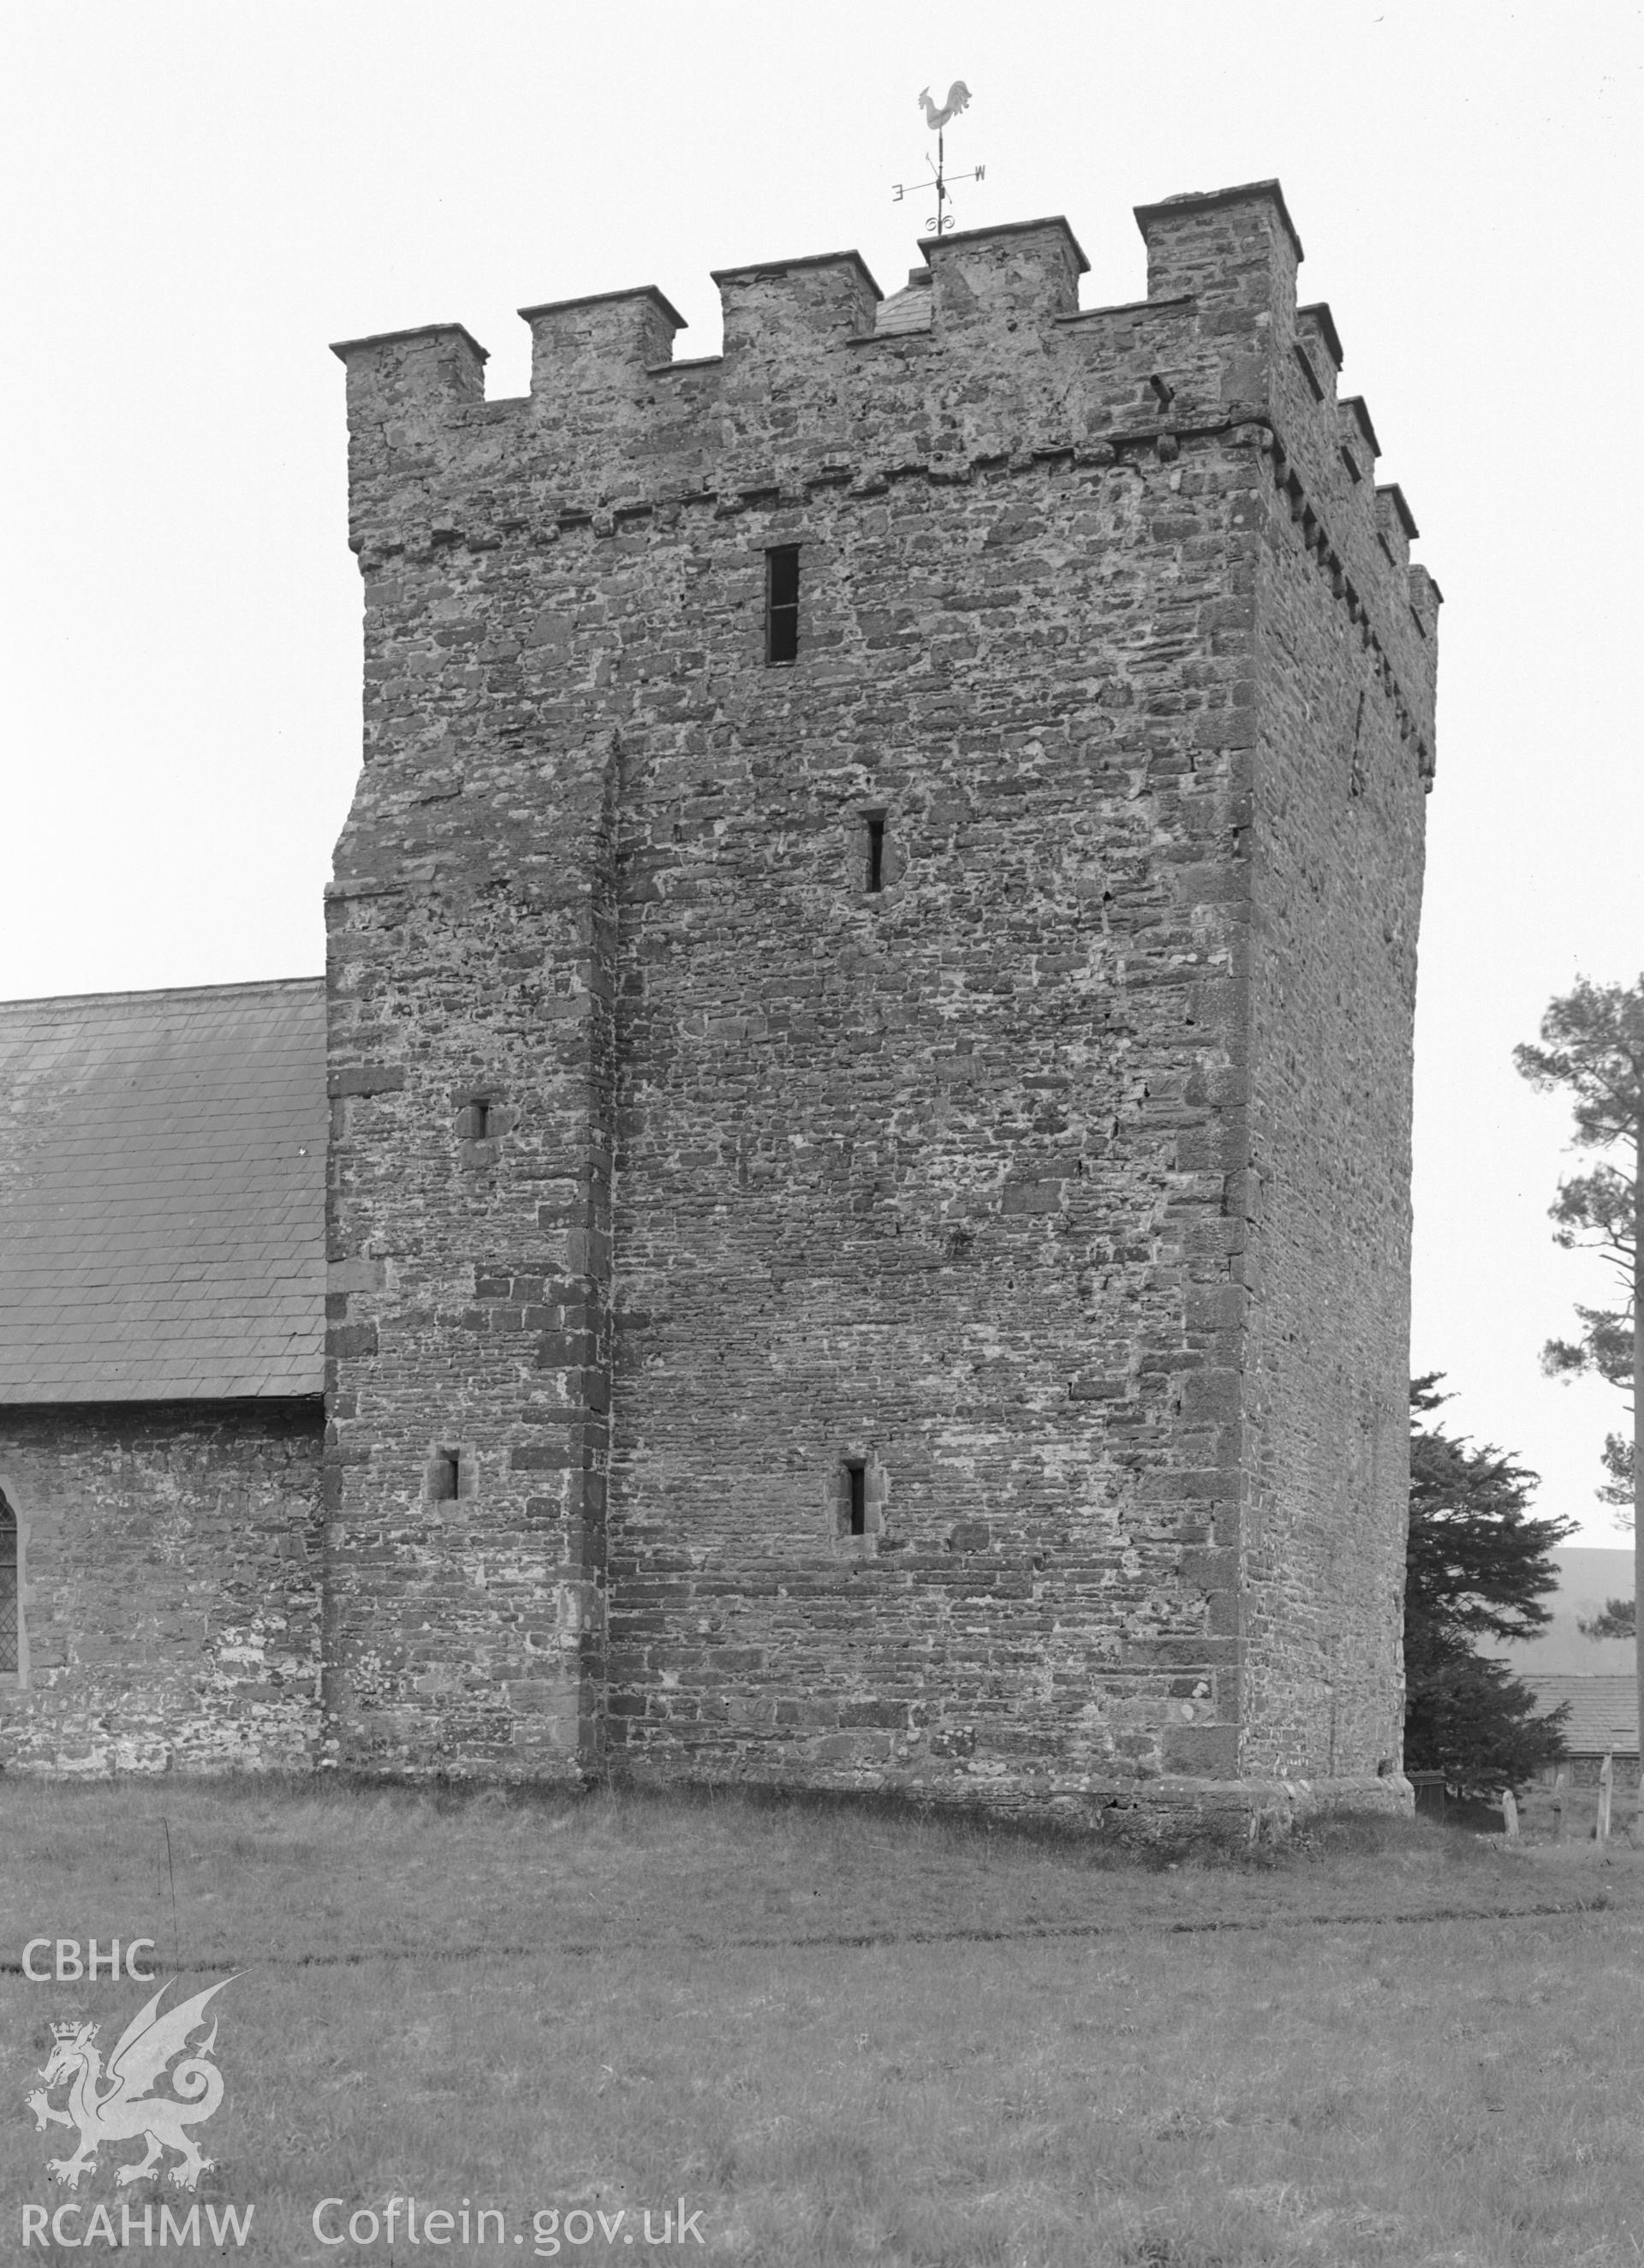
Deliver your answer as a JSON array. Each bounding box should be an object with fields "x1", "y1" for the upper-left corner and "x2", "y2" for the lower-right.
[{"x1": 330, "y1": 180, "x2": 1436, "y2": 769}]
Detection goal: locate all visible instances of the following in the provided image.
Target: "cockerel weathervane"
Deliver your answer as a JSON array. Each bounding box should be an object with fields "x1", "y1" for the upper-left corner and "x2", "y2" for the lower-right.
[{"x1": 893, "y1": 81, "x2": 986, "y2": 238}]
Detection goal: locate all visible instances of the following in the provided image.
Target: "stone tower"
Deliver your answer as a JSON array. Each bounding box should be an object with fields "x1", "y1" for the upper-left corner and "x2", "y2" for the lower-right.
[{"x1": 325, "y1": 179, "x2": 1438, "y2": 1832}]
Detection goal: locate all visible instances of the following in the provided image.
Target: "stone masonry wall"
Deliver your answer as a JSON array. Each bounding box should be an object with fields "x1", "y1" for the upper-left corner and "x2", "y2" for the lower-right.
[
  {"x1": 603, "y1": 442, "x2": 1254, "y2": 1813},
  {"x1": 1236, "y1": 359, "x2": 1436, "y2": 1781},
  {"x1": 325, "y1": 182, "x2": 1436, "y2": 1813},
  {"x1": 1132, "y1": 192, "x2": 1439, "y2": 1783},
  {"x1": 0, "y1": 1401, "x2": 323, "y2": 1773}
]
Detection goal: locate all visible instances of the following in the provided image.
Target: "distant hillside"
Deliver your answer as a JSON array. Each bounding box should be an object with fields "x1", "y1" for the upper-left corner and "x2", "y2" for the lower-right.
[{"x1": 1475, "y1": 1547, "x2": 1635, "y2": 1675}]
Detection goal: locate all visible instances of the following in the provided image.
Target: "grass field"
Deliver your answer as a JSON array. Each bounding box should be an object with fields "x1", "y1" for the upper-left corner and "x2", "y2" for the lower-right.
[{"x1": 3, "y1": 1778, "x2": 1644, "y2": 2265}]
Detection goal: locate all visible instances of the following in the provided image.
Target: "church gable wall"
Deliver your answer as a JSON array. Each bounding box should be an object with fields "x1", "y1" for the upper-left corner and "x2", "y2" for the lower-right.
[{"x1": 0, "y1": 1402, "x2": 322, "y2": 1774}]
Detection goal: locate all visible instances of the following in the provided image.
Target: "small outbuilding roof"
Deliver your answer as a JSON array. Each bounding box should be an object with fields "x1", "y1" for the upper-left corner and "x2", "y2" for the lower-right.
[
  {"x1": 0, "y1": 979, "x2": 325, "y2": 1404},
  {"x1": 1526, "y1": 1674, "x2": 1638, "y2": 1759}
]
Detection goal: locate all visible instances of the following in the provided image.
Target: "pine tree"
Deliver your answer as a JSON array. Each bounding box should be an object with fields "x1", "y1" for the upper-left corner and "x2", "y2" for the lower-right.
[
  {"x1": 1404, "y1": 1376, "x2": 1571, "y2": 1788},
  {"x1": 1515, "y1": 976, "x2": 1644, "y2": 1737},
  {"x1": 1540, "y1": 1165, "x2": 1635, "y2": 1509},
  {"x1": 1577, "y1": 1598, "x2": 1635, "y2": 1641}
]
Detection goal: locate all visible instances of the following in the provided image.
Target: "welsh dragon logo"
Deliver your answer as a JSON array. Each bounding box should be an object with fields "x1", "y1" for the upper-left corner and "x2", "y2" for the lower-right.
[{"x1": 25, "y1": 1977, "x2": 235, "y2": 2192}]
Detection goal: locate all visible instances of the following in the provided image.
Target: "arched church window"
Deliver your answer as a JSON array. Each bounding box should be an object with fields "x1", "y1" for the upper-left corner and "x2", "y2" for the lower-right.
[{"x1": 0, "y1": 1491, "x2": 18, "y2": 1674}]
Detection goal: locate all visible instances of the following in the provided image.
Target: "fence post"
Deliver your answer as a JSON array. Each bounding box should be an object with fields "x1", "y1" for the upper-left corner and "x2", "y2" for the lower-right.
[
  {"x1": 1552, "y1": 1767, "x2": 1566, "y2": 1842},
  {"x1": 1597, "y1": 1752, "x2": 1613, "y2": 1845},
  {"x1": 1501, "y1": 1788, "x2": 1520, "y2": 1842}
]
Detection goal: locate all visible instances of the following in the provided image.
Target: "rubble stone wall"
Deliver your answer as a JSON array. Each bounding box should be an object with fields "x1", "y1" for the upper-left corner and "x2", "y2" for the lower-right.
[
  {"x1": 1236, "y1": 450, "x2": 1433, "y2": 1780},
  {"x1": 603, "y1": 441, "x2": 1255, "y2": 1809},
  {"x1": 0, "y1": 1401, "x2": 322, "y2": 1773}
]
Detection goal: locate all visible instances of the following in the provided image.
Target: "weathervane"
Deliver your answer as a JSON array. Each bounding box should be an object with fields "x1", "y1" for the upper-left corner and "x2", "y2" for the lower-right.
[{"x1": 893, "y1": 81, "x2": 986, "y2": 237}]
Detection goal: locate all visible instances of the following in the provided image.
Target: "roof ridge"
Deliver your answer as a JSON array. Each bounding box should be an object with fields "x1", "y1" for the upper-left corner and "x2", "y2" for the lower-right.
[{"x1": 0, "y1": 974, "x2": 325, "y2": 1014}]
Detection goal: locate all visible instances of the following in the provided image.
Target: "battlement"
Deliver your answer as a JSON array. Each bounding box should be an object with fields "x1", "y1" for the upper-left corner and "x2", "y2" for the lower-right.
[
  {"x1": 331, "y1": 177, "x2": 1436, "y2": 769},
  {"x1": 712, "y1": 249, "x2": 882, "y2": 360},
  {"x1": 1134, "y1": 178, "x2": 1302, "y2": 318},
  {"x1": 325, "y1": 184, "x2": 1367, "y2": 480},
  {"x1": 516, "y1": 285, "x2": 687, "y2": 399},
  {"x1": 917, "y1": 213, "x2": 1088, "y2": 327}
]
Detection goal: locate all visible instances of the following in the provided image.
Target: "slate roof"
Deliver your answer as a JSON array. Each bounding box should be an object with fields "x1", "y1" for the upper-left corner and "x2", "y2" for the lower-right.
[
  {"x1": 0, "y1": 980, "x2": 326, "y2": 1403},
  {"x1": 1525, "y1": 1675, "x2": 1638, "y2": 1758},
  {"x1": 874, "y1": 268, "x2": 933, "y2": 337}
]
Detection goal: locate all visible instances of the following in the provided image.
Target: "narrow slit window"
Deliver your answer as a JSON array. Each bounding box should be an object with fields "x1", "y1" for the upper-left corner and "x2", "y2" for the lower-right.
[
  {"x1": 427, "y1": 1451, "x2": 460, "y2": 1505},
  {"x1": 846, "y1": 1462, "x2": 867, "y2": 1537},
  {"x1": 866, "y1": 816, "x2": 885, "y2": 894},
  {"x1": 0, "y1": 1492, "x2": 18, "y2": 1674},
  {"x1": 765, "y1": 546, "x2": 800, "y2": 665}
]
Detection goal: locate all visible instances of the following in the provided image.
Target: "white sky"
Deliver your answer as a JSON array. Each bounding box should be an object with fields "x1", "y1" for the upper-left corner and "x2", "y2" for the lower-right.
[{"x1": 3, "y1": 2, "x2": 1641, "y2": 1542}]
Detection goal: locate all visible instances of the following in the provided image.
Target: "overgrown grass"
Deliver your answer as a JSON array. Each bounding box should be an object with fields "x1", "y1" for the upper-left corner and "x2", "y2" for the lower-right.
[{"x1": 3, "y1": 1777, "x2": 1643, "y2": 2264}]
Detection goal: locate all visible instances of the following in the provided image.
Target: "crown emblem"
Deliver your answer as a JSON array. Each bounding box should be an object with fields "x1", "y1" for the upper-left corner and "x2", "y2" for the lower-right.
[{"x1": 51, "y1": 2020, "x2": 92, "y2": 2043}]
